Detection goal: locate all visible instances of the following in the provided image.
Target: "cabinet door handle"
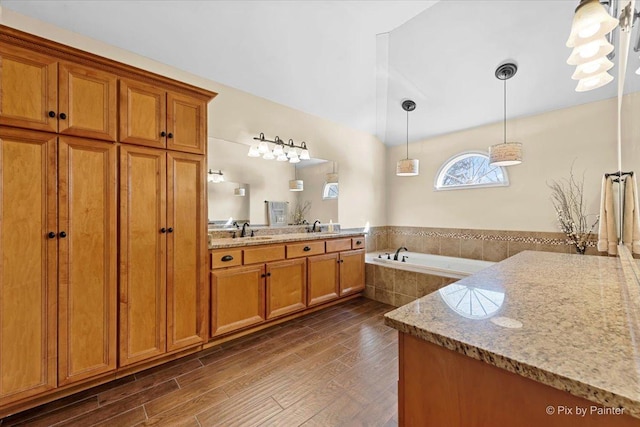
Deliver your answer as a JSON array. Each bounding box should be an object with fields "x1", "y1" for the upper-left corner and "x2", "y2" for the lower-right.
[
  {"x1": 167, "y1": 227, "x2": 173, "y2": 233},
  {"x1": 261, "y1": 274, "x2": 266, "y2": 278},
  {"x1": 266, "y1": 272, "x2": 271, "y2": 277},
  {"x1": 160, "y1": 131, "x2": 166, "y2": 137},
  {"x1": 356, "y1": 240, "x2": 362, "y2": 245},
  {"x1": 303, "y1": 246, "x2": 311, "y2": 251},
  {"x1": 340, "y1": 259, "x2": 344, "y2": 263},
  {"x1": 59, "y1": 231, "x2": 67, "y2": 238},
  {"x1": 221, "y1": 255, "x2": 234, "y2": 262},
  {"x1": 160, "y1": 227, "x2": 167, "y2": 233},
  {"x1": 48, "y1": 111, "x2": 56, "y2": 118},
  {"x1": 59, "y1": 112, "x2": 67, "y2": 120},
  {"x1": 167, "y1": 133, "x2": 174, "y2": 139},
  {"x1": 48, "y1": 231, "x2": 56, "y2": 239}
]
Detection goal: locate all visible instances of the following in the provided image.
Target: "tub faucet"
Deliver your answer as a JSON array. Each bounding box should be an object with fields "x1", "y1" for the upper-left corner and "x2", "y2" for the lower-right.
[
  {"x1": 241, "y1": 222, "x2": 250, "y2": 237},
  {"x1": 393, "y1": 247, "x2": 408, "y2": 261}
]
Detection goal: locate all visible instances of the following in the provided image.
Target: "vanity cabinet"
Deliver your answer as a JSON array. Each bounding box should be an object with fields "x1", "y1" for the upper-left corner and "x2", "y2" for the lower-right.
[
  {"x1": 0, "y1": 128, "x2": 117, "y2": 404},
  {"x1": 211, "y1": 264, "x2": 266, "y2": 337},
  {"x1": 307, "y1": 240, "x2": 365, "y2": 305},
  {"x1": 0, "y1": 43, "x2": 118, "y2": 141},
  {"x1": 266, "y1": 258, "x2": 307, "y2": 319},
  {"x1": 119, "y1": 145, "x2": 207, "y2": 366},
  {"x1": 339, "y1": 249, "x2": 366, "y2": 296},
  {"x1": 119, "y1": 79, "x2": 206, "y2": 154}
]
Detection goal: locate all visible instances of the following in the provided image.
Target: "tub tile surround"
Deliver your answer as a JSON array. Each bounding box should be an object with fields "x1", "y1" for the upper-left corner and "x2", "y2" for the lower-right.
[{"x1": 364, "y1": 225, "x2": 602, "y2": 307}]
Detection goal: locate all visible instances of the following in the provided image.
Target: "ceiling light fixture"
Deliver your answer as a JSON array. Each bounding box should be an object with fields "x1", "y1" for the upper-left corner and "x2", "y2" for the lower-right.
[
  {"x1": 396, "y1": 99, "x2": 419, "y2": 177},
  {"x1": 207, "y1": 169, "x2": 225, "y2": 183},
  {"x1": 489, "y1": 63, "x2": 523, "y2": 167},
  {"x1": 248, "y1": 133, "x2": 311, "y2": 163}
]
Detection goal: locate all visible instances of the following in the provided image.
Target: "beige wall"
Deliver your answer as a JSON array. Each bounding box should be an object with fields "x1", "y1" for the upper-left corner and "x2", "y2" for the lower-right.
[
  {"x1": 386, "y1": 96, "x2": 630, "y2": 232},
  {"x1": 0, "y1": 9, "x2": 388, "y2": 229}
]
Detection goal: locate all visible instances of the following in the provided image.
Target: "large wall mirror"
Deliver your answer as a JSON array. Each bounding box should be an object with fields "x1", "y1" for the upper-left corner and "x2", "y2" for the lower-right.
[{"x1": 208, "y1": 137, "x2": 338, "y2": 228}]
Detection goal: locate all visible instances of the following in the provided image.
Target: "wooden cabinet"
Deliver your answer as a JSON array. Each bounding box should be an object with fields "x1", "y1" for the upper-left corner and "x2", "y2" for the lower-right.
[
  {"x1": 339, "y1": 249, "x2": 365, "y2": 296},
  {"x1": 0, "y1": 129, "x2": 57, "y2": 404},
  {"x1": 58, "y1": 137, "x2": 117, "y2": 386},
  {"x1": 119, "y1": 145, "x2": 206, "y2": 366},
  {"x1": 120, "y1": 79, "x2": 206, "y2": 154},
  {"x1": 0, "y1": 44, "x2": 117, "y2": 141},
  {"x1": 307, "y1": 253, "x2": 340, "y2": 307},
  {"x1": 211, "y1": 265, "x2": 266, "y2": 337},
  {"x1": 266, "y1": 258, "x2": 307, "y2": 319}
]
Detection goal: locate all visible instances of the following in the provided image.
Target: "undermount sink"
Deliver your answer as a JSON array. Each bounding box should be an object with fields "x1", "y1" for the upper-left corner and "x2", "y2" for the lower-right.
[{"x1": 240, "y1": 236, "x2": 273, "y2": 241}]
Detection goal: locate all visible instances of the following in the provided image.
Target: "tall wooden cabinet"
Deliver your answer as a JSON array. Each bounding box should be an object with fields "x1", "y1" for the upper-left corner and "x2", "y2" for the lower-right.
[
  {"x1": 0, "y1": 25, "x2": 215, "y2": 417},
  {"x1": 119, "y1": 145, "x2": 207, "y2": 366}
]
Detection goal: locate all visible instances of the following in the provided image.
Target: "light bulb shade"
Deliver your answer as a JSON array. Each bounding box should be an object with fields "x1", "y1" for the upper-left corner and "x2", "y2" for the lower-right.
[
  {"x1": 273, "y1": 145, "x2": 284, "y2": 156},
  {"x1": 234, "y1": 188, "x2": 246, "y2": 196},
  {"x1": 248, "y1": 145, "x2": 260, "y2": 157},
  {"x1": 571, "y1": 56, "x2": 613, "y2": 79},
  {"x1": 567, "y1": 38, "x2": 613, "y2": 65},
  {"x1": 289, "y1": 155, "x2": 300, "y2": 164},
  {"x1": 258, "y1": 141, "x2": 269, "y2": 154},
  {"x1": 489, "y1": 142, "x2": 522, "y2": 166},
  {"x1": 300, "y1": 149, "x2": 311, "y2": 160},
  {"x1": 289, "y1": 179, "x2": 304, "y2": 191},
  {"x1": 396, "y1": 159, "x2": 420, "y2": 176},
  {"x1": 575, "y1": 70, "x2": 614, "y2": 91},
  {"x1": 262, "y1": 150, "x2": 275, "y2": 160},
  {"x1": 566, "y1": 0, "x2": 618, "y2": 48},
  {"x1": 276, "y1": 153, "x2": 288, "y2": 161},
  {"x1": 326, "y1": 172, "x2": 339, "y2": 183}
]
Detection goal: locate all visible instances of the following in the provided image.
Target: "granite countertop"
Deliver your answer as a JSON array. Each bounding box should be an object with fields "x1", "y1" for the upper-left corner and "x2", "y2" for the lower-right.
[
  {"x1": 209, "y1": 231, "x2": 365, "y2": 250},
  {"x1": 384, "y1": 250, "x2": 640, "y2": 418}
]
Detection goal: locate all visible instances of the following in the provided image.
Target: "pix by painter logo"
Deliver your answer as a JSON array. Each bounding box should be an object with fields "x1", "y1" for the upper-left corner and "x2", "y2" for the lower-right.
[{"x1": 546, "y1": 405, "x2": 625, "y2": 417}]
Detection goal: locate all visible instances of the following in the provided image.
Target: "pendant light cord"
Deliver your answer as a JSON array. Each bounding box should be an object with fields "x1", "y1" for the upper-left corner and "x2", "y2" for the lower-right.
[
  {"x1": 406, "y1": 109, "x2": 409, "y2": 159},
  {"x1": 503, "y1": 78, "x2": 507, "y2": 144}
]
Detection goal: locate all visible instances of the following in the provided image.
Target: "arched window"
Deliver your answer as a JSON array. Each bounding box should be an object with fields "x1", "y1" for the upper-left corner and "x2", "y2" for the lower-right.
[
  {"x1": 435, "y1": 151, "x2": 509, "y2": 190},
  {"x1": 323, "y1": 182, "x2": 339, "y2": 200}
]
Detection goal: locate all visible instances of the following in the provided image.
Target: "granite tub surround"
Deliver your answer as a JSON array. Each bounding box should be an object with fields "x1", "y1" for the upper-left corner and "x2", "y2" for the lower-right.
[
  {"x1": 373, "y1": 226, "x2": 600, "y2": 259},
  {"x1": 385, "y1": 251, "x2": 640, "y2": 419}
]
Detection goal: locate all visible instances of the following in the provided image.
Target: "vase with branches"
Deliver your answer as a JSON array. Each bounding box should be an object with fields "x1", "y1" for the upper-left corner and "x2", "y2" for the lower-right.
[
  {"x1": 548, "y1": 167, "x2": 599, "y2": 254},
  {"x1": 291, "y1": 200, "x2": 311, "y2": 225}
]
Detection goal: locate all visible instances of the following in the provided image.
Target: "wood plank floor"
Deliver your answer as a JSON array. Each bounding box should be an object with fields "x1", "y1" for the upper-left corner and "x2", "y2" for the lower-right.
[{"x1": 1, "y1": 297, "x2": 398, "y2": 427}]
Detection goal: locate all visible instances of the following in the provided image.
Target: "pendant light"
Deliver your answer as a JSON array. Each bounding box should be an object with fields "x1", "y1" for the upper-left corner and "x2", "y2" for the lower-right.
[
  {"x1": 326, "y1": 161, "x2": 338, "y2": 183},
  {"x1": 289, "y1": 164, "x2": 303, "y2": 191},
  {"x1": 489, "y1": 63, "x2": 522, "y2": 167},
  {"x1": 234, "y1": 186, "x2": 246, "y2": 196},
  {"x1": 396, "y1": 99, "x2": 419, "y2": 176}
]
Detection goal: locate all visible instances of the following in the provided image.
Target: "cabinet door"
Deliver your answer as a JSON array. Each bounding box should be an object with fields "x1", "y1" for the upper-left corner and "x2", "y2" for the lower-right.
[
  {"x1": 166, "y1": 92, "x2": 206, "y2": 155},
  {"x1": 58, "y1": 137, "x2": 117, "y2": 385},
  {"x1": 266, "y1": 258, "x2": 307, "y2": 320},
  {"x1": 307, "y1": 253, "x2": 340, "y2": 307},
  {"x1": 339, "y1": 249, "x2": 365, "y2": 296},
  {"x1": 166, "y1": 152, "x2": 207, "y2": 351},
  {"x1": 119, "y1": 145, "x2": 167, "y2": 366},
  {"x1": 0, "y1": 44, "x2": 57, "y2": 133},
  {"x1": 0, "y1": 129, "x2": 57, "y2": 403},
  {"x1": 211, "y1": 265, "x2": 265, "y2": 337},
  {"x1": 119, "y1": 79, "x2": 166, "y2": 149},
  {"x1": 58, "y1": 63, "x2": 117, "y2": 141}
]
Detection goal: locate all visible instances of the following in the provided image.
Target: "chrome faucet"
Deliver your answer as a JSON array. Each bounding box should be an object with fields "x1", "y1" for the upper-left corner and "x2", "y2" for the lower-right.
[
  {"x1": 312, "y1": 220, "x2": 321, "y2": 232},
  {"x1": 241, "y1": 222, "x2": 250, "y2": 237},
  {"x1": 393, "y1": 246, "x2": 408, "y2": 261}
]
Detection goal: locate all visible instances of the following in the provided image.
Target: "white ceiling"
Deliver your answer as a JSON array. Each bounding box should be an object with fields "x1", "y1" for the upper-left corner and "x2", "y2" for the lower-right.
[{"x1": 3, "y1": 0, "x2": 640, "y2": 146}]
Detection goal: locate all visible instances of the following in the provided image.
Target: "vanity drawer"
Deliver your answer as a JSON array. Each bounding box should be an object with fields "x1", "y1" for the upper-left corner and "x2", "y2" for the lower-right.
[
  {"x1": 326, "y1": 238, "x2": 352, "y2": 253},
  {"x1": 352, "y1": 237, "x2": 365, "y2": 249},
  {"x1": 210, "y1": 249, "x2": 242, "y2": 269},
  {"x1": 244, "y1": 244, "x2": 285, "y2": 265},
  {"x1": 286, "y1": 241, "x2": 325, "y2": 258}
]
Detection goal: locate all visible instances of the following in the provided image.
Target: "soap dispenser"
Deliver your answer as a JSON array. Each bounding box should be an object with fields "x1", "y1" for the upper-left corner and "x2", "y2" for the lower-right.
[{"x1": 328, "y1": 220, "x2": 334, "y2": 233}]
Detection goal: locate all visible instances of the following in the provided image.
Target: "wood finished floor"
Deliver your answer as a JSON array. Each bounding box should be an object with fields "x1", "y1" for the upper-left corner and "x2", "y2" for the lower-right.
[{"x1": 1, "y1": 297, "x2": 398, "y2": 427}]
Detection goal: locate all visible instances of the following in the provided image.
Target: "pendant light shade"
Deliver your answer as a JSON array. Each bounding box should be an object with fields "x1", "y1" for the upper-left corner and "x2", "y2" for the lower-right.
[
  {"x1": 489, "y1": 63, "x2": 522, "y2": 167},
  {"x1": 289, "y1": 165, "x2": 303, "y2": 191},
  {"x1": 575, "y1": 70, "x2": 614, "y2": 91},
  {"x1": 566, "y1": 38, "x2": 614, "y2": 65},
  {"x1": 571, "y1": 56, "x2": 614, "y2": 79},
  {"x1": 396, "y1": 99, "x2": 419, "y2": 177},
  {"x1": 566, "y1": 0, "x2": 619, "y2": 48},
  {"x1": 326, "y1": 161, "x2": 338, "y2": 183},
  {"x1": 234, "y1": 187, "x2": 246, "y2": 196}
]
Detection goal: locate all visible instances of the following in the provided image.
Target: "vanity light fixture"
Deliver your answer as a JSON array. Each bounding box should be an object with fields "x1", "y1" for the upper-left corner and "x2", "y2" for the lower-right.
[
  {"x1": 248, "y1": 133, "x2": 311, "y2": 163},
  {"x1": 396, "y1": 99, "x2": 419, "y2": 176},
  {"x1": 207, "y1": 169, "x2": 225, "y2": 183},
  {"x1": 489, "y1": 63, "x2": 523, "y2": 167},
  {"x1": 289, "y1": 165, "x2": 304, "y2": 191}
]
